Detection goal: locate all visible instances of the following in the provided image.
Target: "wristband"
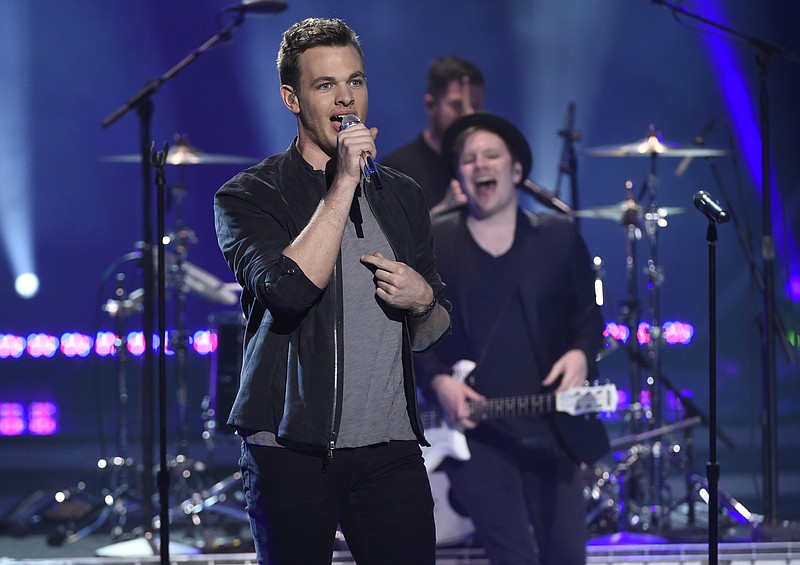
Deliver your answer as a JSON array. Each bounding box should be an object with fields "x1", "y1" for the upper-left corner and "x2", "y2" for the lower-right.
[{"x1": 408, "y1": 295, "x2": 437, "y2": 318}]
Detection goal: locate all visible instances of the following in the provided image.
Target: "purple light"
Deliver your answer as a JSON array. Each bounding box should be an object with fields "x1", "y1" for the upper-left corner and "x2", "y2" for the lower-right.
[
  {"x1": 790, "y1": 273, "x2": 800, "y2": 302},
  {"x1": 0, "y1": 402, "x2": 59, "y2": 436},
  {"x1": 640, "y1": 390, "x2": 652, "y2": 410},
  {"x1": 126, "y1": 331, "x2": 146, "y2": 356},
  {"x1": 637, "y1": 323, "x2": 652, "y2": 345},
  {"x1": 28, "y1": 402, "x2": 58, "y2": 435},
  {"x1": 192, "y1": 330, "x2": 217, "y2": 355},
  {"x1": 0, "y1": 402, "x2": 26, "y2": 436},
  {"x1": 0, "y1": 328, "x2": 222, "y2": 359},
  {"x1": 95, "y1": 331, "x2": 117, "y2": 357},
  {"x1": 60, "y1": 332, "x2": 94, "y2": 358},
  {"x1": 663, "y1": 321, "x2": 695, "y2": 345},
  {"x1": 604, "y1": 322, "x2": 630, "y2": 344},
  {"x1": 0, "y1": 334, "x2": 26, "y2": 358},
  {"x1": 26, "y1": 333, "x2": 59, "y2": 358}
]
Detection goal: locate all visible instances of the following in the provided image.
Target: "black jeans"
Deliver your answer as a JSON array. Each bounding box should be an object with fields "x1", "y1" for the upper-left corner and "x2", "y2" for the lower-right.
[
  {"x1": 240, "y1": 439, "x2": 436, "y2": 565},
  {"x1": 444, "y1": 437, "x2": 587, "y2": 565}
]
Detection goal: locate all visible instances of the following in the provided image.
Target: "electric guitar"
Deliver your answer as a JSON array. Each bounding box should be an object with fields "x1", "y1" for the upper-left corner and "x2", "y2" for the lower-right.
[{"x1": 422, "y1": 359, "x2": 619, "y2": 472}]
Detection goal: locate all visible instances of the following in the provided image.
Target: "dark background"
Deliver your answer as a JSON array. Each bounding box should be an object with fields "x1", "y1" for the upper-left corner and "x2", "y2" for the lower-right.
[{"x1": 1, "y1": 0, "x2": 798, "y2": 530}]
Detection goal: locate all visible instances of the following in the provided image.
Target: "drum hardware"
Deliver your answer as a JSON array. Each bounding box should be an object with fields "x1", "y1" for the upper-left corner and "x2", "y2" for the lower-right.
[
  {"x1": 587, "y1": 430, "x2": 695, "y2": 538},
  {"x1": 574, "y1": 201, "x2": 685, "y2": 223},
  {"x1": 99, "y1": 9, "x2": 266, "y2": 550},
  {"x1": 583, "y1": 125, "x2": 736, "y2": 536},
  {"x1": 28, "y1": 267, "x2": 148, "y2": 546},
  {"x1": 583, "y1": 124, "x2": 728, "y2": 159},
  {"x1": 156, "y1": 161, "x2": 249, "y2": 548},
  {"x1": 585, "y1": 128, "x2": 676, "y2": 528},
  {"x1": 202, "y1": 311, "x2": 244, "y2": 449},
  {"x1": 100, "y1": 134, "x2": 256, "y2": 166},
  {"x1": 67, "y1": 134, "x2": 246, "y2": 554}
]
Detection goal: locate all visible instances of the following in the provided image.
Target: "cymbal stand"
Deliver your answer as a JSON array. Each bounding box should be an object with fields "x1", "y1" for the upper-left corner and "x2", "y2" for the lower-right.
[
  {"x1": 105, "y1": 273, "x2": 144, "y2": 538},
  {"x1": 165, "y1": 173, "x2": 210, "y2": 501},
  {"x1": 167, "y1": 169, "x2": 196, "y2": 458},
  {"x1": 639, "y1": 152, "x2": 667, "y2": 529},
  {"x1": 163, "y1": 174, "x2": 227, "y2": 545},
  {"x1": 47, "y1": 273, "x2": 146, "y2": 546},
  {"x1": 619, "y1": 179, "x2": 645, "y2": 434},
  {"x1": 614, "y1": 179, "x2": 645, "y2": 534}
]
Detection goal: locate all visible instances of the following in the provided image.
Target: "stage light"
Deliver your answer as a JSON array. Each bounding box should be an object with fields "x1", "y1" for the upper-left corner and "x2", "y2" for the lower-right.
[
  {"x1": 28, "y1": 402, "x2": 58, "y2": 435},
  {"x1": 14, "y1": 272, "x2": 39, "y2": 298},
  {"x1": 0, "y1": 2, "x2": 36, "y2": 301},
  {"x1": 0, "y1": 334, "x2": 26, "y2": 359},
  {"x1": 26, "y1": 333, "x2": 59, "y2": 358},
  {"x1": 0, "y1": 403, "x2": 26, "y2": 436}
]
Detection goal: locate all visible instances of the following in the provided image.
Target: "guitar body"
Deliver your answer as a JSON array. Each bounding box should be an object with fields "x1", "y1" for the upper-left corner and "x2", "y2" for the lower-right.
[
  {"x1": 422, "y1": 360, "x2": 617, "y2": 469},
  {"x1": 428, "y1": 470, "x2": 474, "y2": 546}
]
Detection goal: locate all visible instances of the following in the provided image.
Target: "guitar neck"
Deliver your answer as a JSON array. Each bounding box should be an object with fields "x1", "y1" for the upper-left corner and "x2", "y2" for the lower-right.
[
  {"x1": 422, "y1": 392, "x2": 556, "y2": 428},
  {"x1": 469, "y1": 392, "x2": 557, "y2": 421}
]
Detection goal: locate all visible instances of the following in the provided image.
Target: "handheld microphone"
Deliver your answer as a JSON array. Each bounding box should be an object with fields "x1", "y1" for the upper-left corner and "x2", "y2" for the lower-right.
[
  {"x1": 223, "y1": 0, "x2": 288, "y2": 14},
  {"x1": 693, "y1": 190, "x2": 729, "y2": 224},
  {"x1": 338, "y1": 114, "x2": 383, "y2": 190}
]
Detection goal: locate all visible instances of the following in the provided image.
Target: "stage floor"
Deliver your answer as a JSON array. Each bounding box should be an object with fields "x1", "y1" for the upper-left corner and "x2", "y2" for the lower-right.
[{"x1": 1, "y1": 534, "x2": 800, "y2": 564}]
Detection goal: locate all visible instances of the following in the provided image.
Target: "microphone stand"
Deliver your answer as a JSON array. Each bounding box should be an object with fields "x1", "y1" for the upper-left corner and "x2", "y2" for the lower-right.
[
  {"x1": 100, "y1": 11, "x2": 249, "y2": 562},
  {"x1": 652, "y1": 0, "x2": 800, "y2": 529},
  {"x1": 151, "y1": 144, "x2": 170, "y2": 561},
  {"x1": 704, "y1": 218, "x2": 720, "y2": 565},
  {"x1": 521, "y1": 179, "x2": 572, "y2": 216},
  {"x1": 555, "y1": 102, "x2": 581, "y2": 228}
]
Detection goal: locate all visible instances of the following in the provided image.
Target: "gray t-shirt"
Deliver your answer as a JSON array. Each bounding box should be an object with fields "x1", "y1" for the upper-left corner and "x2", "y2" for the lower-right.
[{"x1": 335, "y1": 187, "x2": 415, "y2": 447}]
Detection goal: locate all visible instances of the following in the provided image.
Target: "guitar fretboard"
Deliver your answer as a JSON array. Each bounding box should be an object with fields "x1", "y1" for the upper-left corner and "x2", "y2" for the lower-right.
[{"x1": 421, "y1": 392, "x2": 557, "y2": 429}]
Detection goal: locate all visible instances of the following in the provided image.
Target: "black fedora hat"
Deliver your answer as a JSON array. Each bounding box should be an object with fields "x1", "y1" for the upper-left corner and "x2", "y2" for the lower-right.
[{"x1": 441, "y1": 112, "x2": 532, "y2": 180}]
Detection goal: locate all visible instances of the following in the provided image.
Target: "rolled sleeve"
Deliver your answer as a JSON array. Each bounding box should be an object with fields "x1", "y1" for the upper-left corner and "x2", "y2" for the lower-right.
[{"x1": 214, "y1": 184, "x2": 324, "y2": 320}]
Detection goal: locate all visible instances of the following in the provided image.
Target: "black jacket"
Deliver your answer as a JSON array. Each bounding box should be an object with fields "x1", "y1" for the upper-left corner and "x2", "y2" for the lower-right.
[{"x1": 214, "y1": 141, "x2": 448, "y2": 452}]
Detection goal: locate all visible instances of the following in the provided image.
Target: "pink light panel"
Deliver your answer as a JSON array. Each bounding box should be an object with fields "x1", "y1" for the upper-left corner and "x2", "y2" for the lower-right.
[
  {"x1": 0, "y1": 330, "x2": 221, "y2": 360},
  {"x1": 0, "y1": 401, "x2": 58, "y2": 436}
]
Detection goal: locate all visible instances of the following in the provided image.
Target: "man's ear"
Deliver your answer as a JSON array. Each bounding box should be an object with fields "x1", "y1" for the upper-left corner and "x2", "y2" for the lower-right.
[
  {"x1": 423, "y1": 93, "x2": 436, "y2": 114},
  {"x1": 513, "y1": 162, "x2": 523, "y2": 185},
  {"x1": 281, "y1": 85, "x2": 299, "y2": 114}
]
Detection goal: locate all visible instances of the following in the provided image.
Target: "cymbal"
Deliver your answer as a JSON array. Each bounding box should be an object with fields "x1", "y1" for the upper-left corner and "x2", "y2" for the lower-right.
[
  {"x1": 584, "y1": 126, "x2": 728, "y2": 158},
  {"x1": 101, "y1": 134, "x2": 256, "y2": 165},
  {"x1": 574, "y1": 201, "x2": 685, "y2": 222}
]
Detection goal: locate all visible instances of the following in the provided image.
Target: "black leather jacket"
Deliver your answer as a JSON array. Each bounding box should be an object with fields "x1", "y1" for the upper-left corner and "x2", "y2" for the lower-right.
[{"x1": 214, "y1": 141, "x2": 448, "y2": 454}]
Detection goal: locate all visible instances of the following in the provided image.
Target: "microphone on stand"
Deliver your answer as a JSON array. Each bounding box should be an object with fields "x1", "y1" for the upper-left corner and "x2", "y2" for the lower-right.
[
  {"x1": 693, "y1": 190, "x2": 730, "y2": 224},
  {"x1": 522, "y1": 179, "x2": 572, "y2": 215},
  {"x1": 223, "y1": 0, "x2": 288, "y2": 14},
  {"x1": 675, "y1": 117, "x2": 716, "y2": 177},
  {"x1": 337, "y1": 114, "x2": 383, "y2": 190}
]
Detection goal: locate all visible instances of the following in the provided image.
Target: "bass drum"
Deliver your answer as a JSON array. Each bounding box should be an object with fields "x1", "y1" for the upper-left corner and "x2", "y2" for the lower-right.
[{"x1": 429, "y1": 470, "x2": 475, "y2": 546}]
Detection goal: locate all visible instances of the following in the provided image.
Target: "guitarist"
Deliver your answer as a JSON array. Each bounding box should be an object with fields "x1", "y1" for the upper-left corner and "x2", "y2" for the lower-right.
[{"x1": 415, "y1": 112, "x2": 609, "y2": 565}]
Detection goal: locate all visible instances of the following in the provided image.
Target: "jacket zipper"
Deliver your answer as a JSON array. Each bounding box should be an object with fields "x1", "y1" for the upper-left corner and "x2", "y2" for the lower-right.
[{"x1": 328, "y1": 262, "x2": 341, "y2": 460}]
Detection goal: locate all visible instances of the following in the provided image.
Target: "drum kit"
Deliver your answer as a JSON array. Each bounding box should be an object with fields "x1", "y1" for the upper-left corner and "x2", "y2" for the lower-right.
[
  {"x1": 27, "y1": 136, "x2": 255, "y2": 551},
  {"x1": 571, "y1": 125, "x2": 753, "y2": 541}
]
